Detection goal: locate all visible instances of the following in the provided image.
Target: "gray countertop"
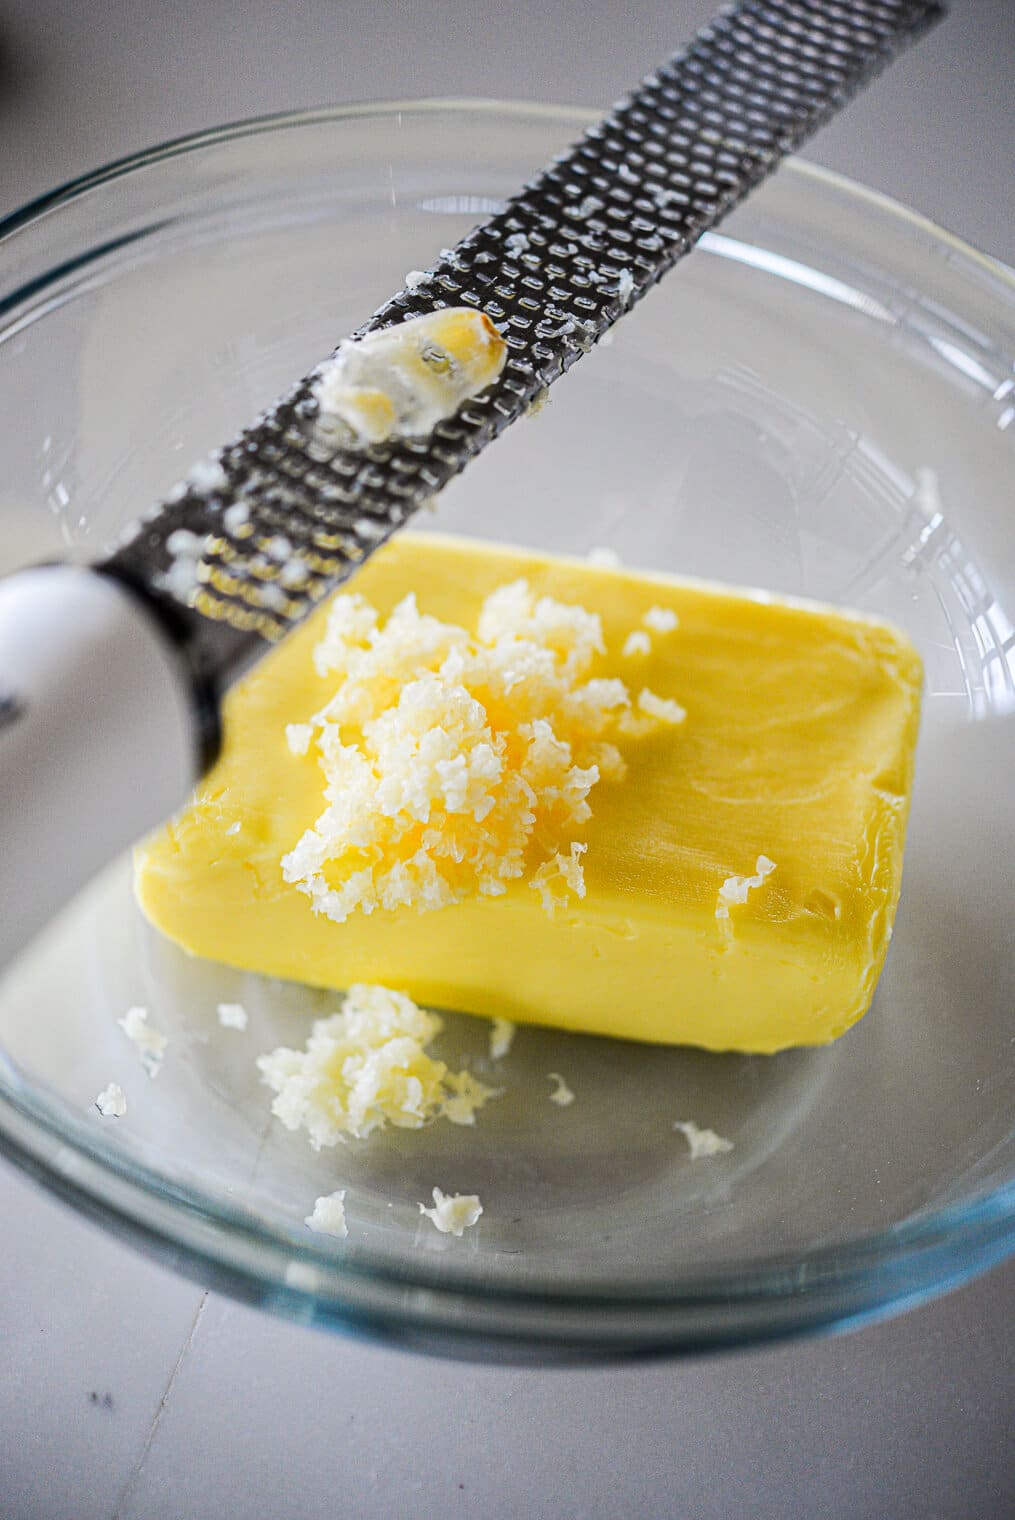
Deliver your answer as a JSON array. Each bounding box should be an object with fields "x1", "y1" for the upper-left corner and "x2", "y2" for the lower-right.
[
  {"x1": 1, "y1": 2, "x2": 1013, "y2": 1515},
  {"x1": 3, "y1": 0, "x2": 1013, "y2": 266},
  {"x1": 4, "y1": 1153, "x2": 1014, "y2": 1520}
]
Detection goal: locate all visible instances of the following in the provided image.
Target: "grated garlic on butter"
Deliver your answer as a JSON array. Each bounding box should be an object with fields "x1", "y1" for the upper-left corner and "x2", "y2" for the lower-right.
[
  {"x1": 256, "y1": 983, "x2": 497, "y2": 1147},
  {"x1": 418, "y1": 1187, "x2": 483, "y2": 1236},
  {"x1": 530, "y1": 842, "x2": 588, "y2": 915},
  {"x1": 642, "y1": 605, "x2": 679, "y2": 634},
  {"x1": 281, "y1": 577, "x2": 652, "y2": 925},
  {"x1": 285, "y1": 723, "x2": 313, "y2": 757},
  {"x1": 622, "y1": 630, "x2": 651, "y2": 658},
  {"x1": 637, "y1": 688, "x2": 686, "y2": 725},
  {"x1": 716, "y1": 856, "x2": 777, "y2": 921}
]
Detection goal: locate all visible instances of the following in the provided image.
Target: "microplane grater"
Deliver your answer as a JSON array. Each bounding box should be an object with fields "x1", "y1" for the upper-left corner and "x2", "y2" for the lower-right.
[
  {"x1": 0, "y1": 0, "x2": 942, "y2": 967},
  {"x1": 105, "y1": 0, "x2": 942, "y2": 702}
]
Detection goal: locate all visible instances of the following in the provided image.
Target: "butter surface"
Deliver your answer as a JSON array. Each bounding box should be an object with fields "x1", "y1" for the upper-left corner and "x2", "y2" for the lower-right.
[{"x1": 136, "y1": 534, "x2": 922, "y2": 1053}]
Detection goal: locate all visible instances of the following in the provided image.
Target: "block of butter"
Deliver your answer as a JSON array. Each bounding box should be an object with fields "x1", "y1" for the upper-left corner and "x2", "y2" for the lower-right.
[{"x1": 136, "y1": 533, "x2": 921, "y2": 1053}]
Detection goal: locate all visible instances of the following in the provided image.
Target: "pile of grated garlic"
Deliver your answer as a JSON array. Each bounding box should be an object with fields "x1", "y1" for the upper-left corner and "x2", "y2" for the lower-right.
[
  {"x1": 281, "y1": 579, "x2": 641, "y2": 924},
  {"x1": 256, "y1": 983, "x2": 497, "y2": 1147}
]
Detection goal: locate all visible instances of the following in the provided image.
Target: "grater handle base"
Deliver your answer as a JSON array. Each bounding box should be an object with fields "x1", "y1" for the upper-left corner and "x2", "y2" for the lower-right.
[{"x1": 0, "y1": 567, "x2": 200, "y2": 969}]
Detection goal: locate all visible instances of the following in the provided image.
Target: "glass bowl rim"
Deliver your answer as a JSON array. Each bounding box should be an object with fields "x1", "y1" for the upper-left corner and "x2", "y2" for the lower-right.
[{"x1": 1, "y1": 97, "x2": 1013, "y2": 1356}]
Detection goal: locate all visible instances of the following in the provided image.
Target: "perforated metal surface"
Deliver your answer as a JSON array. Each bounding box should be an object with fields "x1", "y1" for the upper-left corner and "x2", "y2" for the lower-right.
[{"x1": 103, "y1": 0, "x2": 942, "y2": 697}]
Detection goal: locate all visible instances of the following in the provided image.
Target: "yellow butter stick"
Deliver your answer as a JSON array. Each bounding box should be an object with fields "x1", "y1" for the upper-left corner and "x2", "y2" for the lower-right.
[{"x1": 136, "y1": 533, "x2": 921, "y2": 1053}]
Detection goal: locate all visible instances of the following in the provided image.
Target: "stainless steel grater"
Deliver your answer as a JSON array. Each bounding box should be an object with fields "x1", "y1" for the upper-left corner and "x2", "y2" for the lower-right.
[{"x1": 0, "y1": 0, "x2": 943, "y2": 965}]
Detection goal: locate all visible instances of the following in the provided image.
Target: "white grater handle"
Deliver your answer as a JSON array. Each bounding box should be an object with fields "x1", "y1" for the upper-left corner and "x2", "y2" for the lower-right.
[{"x1": 0, "y1": 566, "x2": 201, "y2": 971}]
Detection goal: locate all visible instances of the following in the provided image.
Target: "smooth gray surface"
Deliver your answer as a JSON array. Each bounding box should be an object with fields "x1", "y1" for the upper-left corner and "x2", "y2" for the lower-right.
[
  {"x1": 1, "y1": 2, "x2": 1013, "y2": 1517},
  {"x1": 2, "y1": 0, "x2": 1013, "y2": 265},
  {"x1": 2, "y1": 1160, "x2": 1013, "y2": 1520}
]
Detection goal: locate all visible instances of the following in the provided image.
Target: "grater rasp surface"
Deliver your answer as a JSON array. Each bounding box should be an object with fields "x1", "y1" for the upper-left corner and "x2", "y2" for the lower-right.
[{"x1": 102, "y1": 0, "x2": 943, "y2": 703}]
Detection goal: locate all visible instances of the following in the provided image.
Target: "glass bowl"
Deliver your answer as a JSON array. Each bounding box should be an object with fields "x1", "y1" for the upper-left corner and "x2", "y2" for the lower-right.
[{"x1": 0, "y1": 102, "x2": 1012, "y2": 1361}]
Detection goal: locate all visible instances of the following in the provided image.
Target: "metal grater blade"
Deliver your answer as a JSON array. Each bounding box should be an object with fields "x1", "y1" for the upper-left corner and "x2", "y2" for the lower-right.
[{"x1": 102, "y1": 0, "x2": 943, "y2": 716}]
